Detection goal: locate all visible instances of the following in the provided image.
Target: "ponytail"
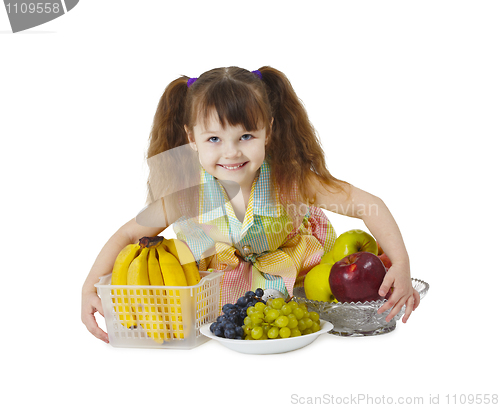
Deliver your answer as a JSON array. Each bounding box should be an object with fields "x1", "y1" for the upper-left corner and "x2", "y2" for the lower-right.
[
  {"x1": 259, "y1": 66, "x2": 348, "y2": 205},
  {"x1": 147, "y1": 75, "x2": 190, "y2": 159},
  {"x1": 145, "y1": 75, "x2": 200, "y2": 222}
]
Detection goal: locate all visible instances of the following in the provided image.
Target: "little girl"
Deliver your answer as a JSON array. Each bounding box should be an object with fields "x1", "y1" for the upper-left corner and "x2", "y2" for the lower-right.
[{"x1": 82, "y1": 66, "x2": 419, "y2": 343}]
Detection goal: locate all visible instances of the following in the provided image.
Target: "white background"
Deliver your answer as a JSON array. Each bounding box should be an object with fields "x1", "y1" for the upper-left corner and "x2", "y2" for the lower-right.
[{"x1": 1, "y1": 1, "x2": 499, "y2": 406}]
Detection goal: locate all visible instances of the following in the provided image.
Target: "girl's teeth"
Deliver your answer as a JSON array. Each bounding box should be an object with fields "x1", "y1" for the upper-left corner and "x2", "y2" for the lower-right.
[{"x1": 223, "y1": 163, "x2": 244, "y2": 169}]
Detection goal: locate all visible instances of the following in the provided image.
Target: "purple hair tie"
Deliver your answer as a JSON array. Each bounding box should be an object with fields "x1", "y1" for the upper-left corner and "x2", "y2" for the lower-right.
[
  {"x1": 188, "y1": 70, "x2": 260, "y2": 87},
  {"x1": 252, "y1": 70, "x2": 262, "y2": 79},
  {"x1": 187, "y1": 77, "x2": 198, "y2": 88}
]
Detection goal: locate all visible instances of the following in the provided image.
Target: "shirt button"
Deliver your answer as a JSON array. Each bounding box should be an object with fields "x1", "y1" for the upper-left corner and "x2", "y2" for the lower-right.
[{"x1": 242, "y1": 245, "x2": 252, "y2": 255}]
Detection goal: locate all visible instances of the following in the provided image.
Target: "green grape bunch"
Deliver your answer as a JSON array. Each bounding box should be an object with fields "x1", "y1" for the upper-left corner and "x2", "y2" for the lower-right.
[{"x1": 242, "y1": 298, "x2": 321, "y2": 340}]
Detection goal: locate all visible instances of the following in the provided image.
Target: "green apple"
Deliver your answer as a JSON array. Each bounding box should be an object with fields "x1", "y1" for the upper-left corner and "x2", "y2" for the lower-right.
[
  {"x1": 319, "y1": 250, "x2": 336, "y2": 265},
  {"x1": 328, "y1": 229, "x2": 378, "y2": 264},
  {"x1": 304, "y1": 263, "x2": 337, "y2": 303}
]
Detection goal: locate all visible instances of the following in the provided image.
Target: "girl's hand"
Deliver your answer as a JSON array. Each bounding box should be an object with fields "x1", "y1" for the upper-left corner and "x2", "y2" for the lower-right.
[
  {"x1": 81, "y1": 289, "x2": 109, "y2": 343},
  {"x1": 377, "y1": 263, "x2": 420, "y2": 323}
]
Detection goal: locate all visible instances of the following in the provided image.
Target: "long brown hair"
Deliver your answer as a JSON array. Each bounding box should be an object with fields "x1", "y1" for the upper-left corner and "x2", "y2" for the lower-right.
[{"x1": 146, "y1": 66, "x2": 348, "y2": 208}]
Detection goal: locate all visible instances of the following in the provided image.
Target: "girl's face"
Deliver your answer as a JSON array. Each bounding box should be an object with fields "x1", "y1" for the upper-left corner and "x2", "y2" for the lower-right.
[{"x1": 186, "y1": 111, "x2": 269, "y2": 191}]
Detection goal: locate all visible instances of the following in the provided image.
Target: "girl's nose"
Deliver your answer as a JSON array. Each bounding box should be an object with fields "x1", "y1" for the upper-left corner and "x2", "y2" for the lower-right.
[{"x1": 223, "y1": 141, "x2": 241, "y2": 158}]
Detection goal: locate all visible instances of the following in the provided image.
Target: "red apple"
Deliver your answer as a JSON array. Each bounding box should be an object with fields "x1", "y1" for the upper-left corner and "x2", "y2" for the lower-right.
[
  {"x1": 377, "y1": 242, "x2": 384, "y2": 255},
  {"x1": 329, "y1": 252, "x2": 387, "y2": 303},
  {"x1": 378, "y1": 253, "x2": 392, "y2": 270}
]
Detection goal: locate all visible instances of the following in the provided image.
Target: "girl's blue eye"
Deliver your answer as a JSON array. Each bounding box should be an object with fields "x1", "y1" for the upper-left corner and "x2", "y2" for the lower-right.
[{"x1": 207, "y1": 134, "x2": 253, "y2": 143}]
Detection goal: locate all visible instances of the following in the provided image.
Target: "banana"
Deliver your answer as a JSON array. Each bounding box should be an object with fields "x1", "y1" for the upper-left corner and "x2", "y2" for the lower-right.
[
  {"x1": 146, "y1": 248, "x2": 170, "y2": 342},
  {"x1": 133, "y1": 300, "x2": 166, "y2": 344},
  {"x1": 127, "y1": 247, "x2": 150, "y2": 285},
  {"x1": 111, "y1": 243, "x2": 141, "y2": 285},
  {"x1": 157, "y1": 244, "x2": 186, "y2": 338},
  {"x1": 111, "y1": 243, "x2": 141, "y2": 328},
  {"x1": 157, "y1": 244, "x2": 187, "y2": 286},
  {"x1": 162, "y1": 239, "x2": 206, "y2": 322},
  {"x1": 162, "y1": 238, "x2": 201, "y2": 286},
  {"x1": 127, "y1": 247, "x2": 166, "y2": 344},
  {"x1": 148, "y1": 248, "x2": 164, "y2": 286},
  {"x1": 163, "y1": 239, "x2": 207, "y2": 323}
]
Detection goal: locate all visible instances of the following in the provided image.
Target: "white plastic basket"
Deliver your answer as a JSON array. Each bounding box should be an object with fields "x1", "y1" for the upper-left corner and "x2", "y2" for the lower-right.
[{"x1": 95, "y1": 271, "x2": 222, "y2": 349}]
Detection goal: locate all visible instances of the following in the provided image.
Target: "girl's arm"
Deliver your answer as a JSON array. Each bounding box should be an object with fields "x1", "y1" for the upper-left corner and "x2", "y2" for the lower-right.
[
  {"x1": 309, "y1": 180, "x2": 419, "y2": 323},
  {"x1": 81, "y1": 218, "x2": 166, "y2": 342}
]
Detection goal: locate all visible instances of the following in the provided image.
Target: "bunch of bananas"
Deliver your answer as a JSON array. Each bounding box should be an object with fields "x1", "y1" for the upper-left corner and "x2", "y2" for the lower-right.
[{"x1": 111, "y1": 236, "x2": 201, "y2": 344}]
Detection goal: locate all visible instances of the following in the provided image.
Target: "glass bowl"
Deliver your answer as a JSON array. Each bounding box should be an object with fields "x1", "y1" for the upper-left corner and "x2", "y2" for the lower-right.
[{"x1": 292, "y1": 278, "x2": 429, "y2": 337}]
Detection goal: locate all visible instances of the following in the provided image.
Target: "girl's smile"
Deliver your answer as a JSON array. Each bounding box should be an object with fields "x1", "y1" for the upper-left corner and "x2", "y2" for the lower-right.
[{"x1": 217, "y1": 161, "x2": 249, "y2": 171}]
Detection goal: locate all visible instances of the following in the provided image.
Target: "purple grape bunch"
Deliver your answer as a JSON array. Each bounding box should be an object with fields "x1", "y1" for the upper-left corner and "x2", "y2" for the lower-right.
[{"x1": 209, "y1": 288, "x2": 265, "y2": 340}]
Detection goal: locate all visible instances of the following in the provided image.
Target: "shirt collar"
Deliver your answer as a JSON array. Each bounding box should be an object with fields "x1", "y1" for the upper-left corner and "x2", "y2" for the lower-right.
[
  {"x1": 251, "y1": 160, "x2": 282, "y2": 218},
  {"x1": 198, "y1": 159, "x2": 282, "y2": 224}
]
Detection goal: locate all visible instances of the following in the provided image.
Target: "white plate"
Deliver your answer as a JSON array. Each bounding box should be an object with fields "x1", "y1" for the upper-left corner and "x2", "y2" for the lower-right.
[{"x1": 199, "y1": 319, "x2": 333, "y2": 354}]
